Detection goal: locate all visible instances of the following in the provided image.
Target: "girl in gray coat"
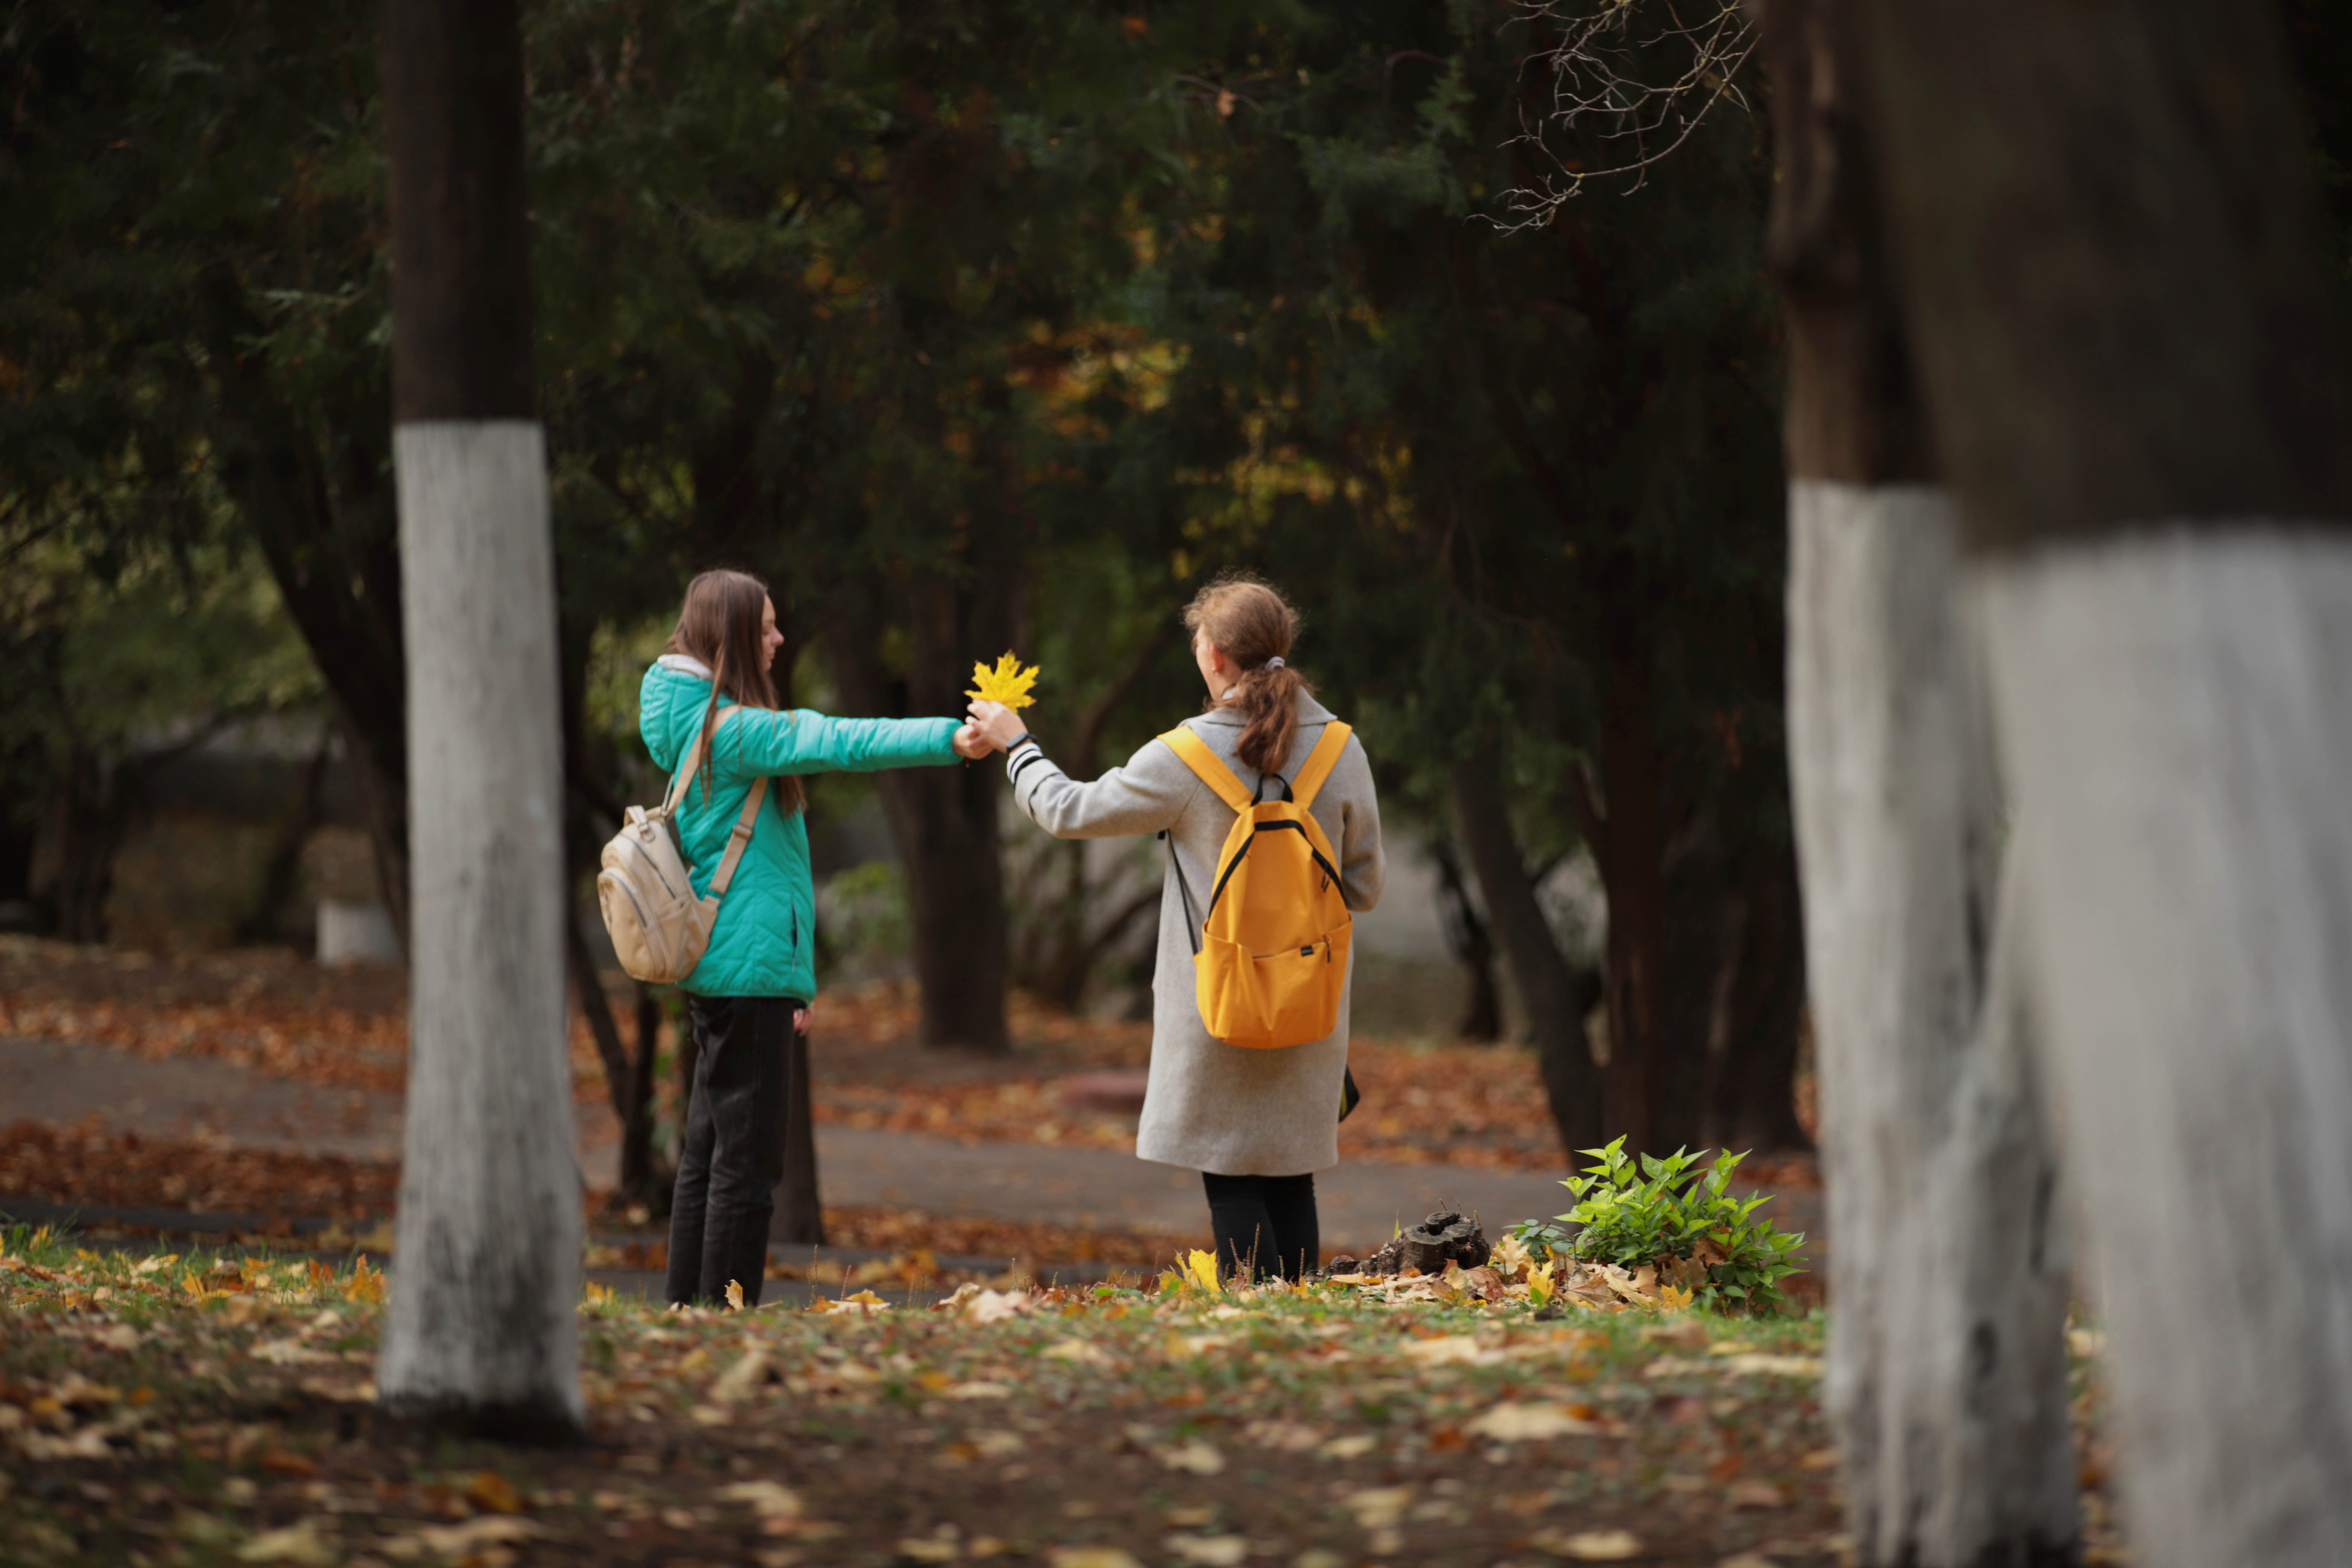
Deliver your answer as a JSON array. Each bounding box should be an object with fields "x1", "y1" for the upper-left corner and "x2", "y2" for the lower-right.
[{"x1": 968, "y1": 579, "x2": 1384, "y2": 1278}]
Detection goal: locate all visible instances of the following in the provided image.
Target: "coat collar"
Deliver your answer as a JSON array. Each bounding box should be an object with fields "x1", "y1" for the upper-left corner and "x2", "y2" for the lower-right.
[
  {"x1": 1196, "y1": 691, "x2": 1337, "y2": 727},
  {"x1": 657, "y1": 653, "x2": 713, "y2": 680}
]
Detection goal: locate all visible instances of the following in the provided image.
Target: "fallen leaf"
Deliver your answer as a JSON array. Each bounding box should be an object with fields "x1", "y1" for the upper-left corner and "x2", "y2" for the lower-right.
[
  {"x1": 408, "y1": 1516, "x2": 544, "y2": 1554},
  {"x1": 1047, "y1": 1551, "x2": 1144, "y2": 1568},
  {"x1": 257, "y1": 1449, "x2": 320, "y2": 1478},
  {"x1": 725, "y1": 1279, "x2": 746, "y2": 1311},
  {"x1": 1529, "y1": 1528, "x2": 1643, "y2": 1561},
  {"x1": 1158, "y1": 1439, "x2": 1225, "y2": 1476},
  {"x1": 961, "y1": 1289, "x2": 1032, "y2": 1325},
  {"x1": 899, "y1": 1537, "x2": 962, "y2": 1563},
  {"x1": 1341, "y1": 1487, "x2": 1413, "y2": 1531},
  {"x1": 464, "y1": 1470, "x2": 525, "y2": 1514},
  {"x1": 714, "y1": 1346, "x2": 773, "y2": 1403},
  {"x1": 1320, "y1": 1434, "x2": 1378, "y2": 1460},
  {"x1": 252, "y1": 1339, "x2": 332, "y2": 1366},
  {"x1": 1463, "y1": 1402, "x2": 1601, "y2": 1442},
  {"x1": 1401, "y1": 1334, "x2": 1498, "y2": 1367},
  {"x1": 1164, "y1": 1534, "x2": 1249, "y2": 1566},
  {"x1": 1044, "y1": 1338, "x2": 1113, "y2": 1368},
  {"x1": 235, "y1": 1519, "x2": 337, "y2": 1565},
  {"x1": 1727, "y1": 1479, "x2": 1787, "y2": 1509}
]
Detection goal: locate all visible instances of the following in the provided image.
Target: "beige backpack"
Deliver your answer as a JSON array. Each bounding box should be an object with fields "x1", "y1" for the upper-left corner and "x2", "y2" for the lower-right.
[{"x1": 597, "y1": 709, "x2": 769, "y2": 984}]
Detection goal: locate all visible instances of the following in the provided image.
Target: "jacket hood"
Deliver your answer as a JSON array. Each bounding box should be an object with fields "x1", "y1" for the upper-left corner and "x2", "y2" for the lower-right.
[
  {"x1": 639, "y1": 658, "x2": 718, "y2": 773},
  {"x1": 1197, "y1": 689, "x2": 1337, "y2": 727}
]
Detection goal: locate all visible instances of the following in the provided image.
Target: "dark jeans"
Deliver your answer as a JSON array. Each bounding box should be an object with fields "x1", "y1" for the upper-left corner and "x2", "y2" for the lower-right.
[
  {"x1": 1201, "y1": 1171, "x2": 1318, "y2": 1281},
  {"x1": 665, "y1": 994, "x2": 801, "y2": 1308}
]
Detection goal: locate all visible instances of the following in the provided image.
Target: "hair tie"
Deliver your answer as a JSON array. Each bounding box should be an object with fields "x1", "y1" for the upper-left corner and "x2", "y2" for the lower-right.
[{"x1": 1262, "y1": 656, "x2": 1286, "y2": 672}]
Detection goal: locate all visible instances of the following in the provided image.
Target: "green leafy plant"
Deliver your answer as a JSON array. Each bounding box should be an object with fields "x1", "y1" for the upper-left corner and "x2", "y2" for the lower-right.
[{"x1": 1509, "y1": 1138, "x2": 1807, "y2": 1313}]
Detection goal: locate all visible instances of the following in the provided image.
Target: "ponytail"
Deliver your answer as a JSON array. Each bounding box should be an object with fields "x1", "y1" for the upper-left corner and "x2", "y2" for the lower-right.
[{"x1": 1183, "y1": 577, "x2": 1315, "y2": 776}]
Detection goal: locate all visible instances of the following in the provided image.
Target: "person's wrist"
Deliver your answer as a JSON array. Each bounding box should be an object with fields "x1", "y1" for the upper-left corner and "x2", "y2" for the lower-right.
[{"x1": 1007, "y1": 730, "x2": 1035, "y2": 750}]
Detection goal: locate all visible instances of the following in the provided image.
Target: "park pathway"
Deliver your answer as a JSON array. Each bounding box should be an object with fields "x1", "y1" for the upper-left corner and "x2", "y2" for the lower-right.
[{"x1": 0, "y1": 1032, "x2": 1821, "y2": 1260}]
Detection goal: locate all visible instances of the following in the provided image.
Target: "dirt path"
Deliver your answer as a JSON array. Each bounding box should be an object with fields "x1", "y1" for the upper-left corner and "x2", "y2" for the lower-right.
[{"x1": 1, "y1": 1032, "x2": 1822, "y2": 1264}]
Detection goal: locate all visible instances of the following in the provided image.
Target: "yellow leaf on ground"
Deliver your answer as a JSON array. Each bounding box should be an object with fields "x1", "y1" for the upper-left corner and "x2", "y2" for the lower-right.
[
  {"x1": 1180, "y1": 1249, "x2": 1221, "y2": 1294},
  {"x1": 967, "y1": 652, "x2": 1041, "y2": 710},
  {"x1": 1047, "y1": 1551, "x2": 1144, "y2": 1568},
  {"x1": 725, "y1": 1279, "x2": 745, "y2": 1311}
]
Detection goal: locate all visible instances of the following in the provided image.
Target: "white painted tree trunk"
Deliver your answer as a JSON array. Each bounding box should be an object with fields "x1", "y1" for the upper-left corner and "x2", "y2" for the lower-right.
[
  {"x1": 377, "y1": 421, "x2": 583, "y2": 1436},
  {"x1": 1973, "y1": 528, "x2": 2352, "y2": 1566},
  {"x1": 1787, "y1": 479, "x2": 2077, "y2": 1565}
]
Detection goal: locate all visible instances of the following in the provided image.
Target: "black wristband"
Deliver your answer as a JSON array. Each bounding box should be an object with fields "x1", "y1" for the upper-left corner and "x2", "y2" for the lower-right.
[{"x1": 1008, "y1": 732, "x2": 1035, "y2": 751}]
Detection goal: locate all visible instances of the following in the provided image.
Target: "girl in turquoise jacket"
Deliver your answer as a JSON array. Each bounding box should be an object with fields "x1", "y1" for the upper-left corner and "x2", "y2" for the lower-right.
[{"x1": 643, "y1": 569, "x2": 992, "y2": 1306}]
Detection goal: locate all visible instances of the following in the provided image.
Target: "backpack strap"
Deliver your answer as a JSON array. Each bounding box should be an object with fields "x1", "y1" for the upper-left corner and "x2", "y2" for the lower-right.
[
  {"x1": 1158, "y1": 725, "x2": 1254, "y2": 812},
  {"x1": 1289, "y1": 721, "x2": 1353, "y2": 810},
  {"x1": 706, "y1": 777, "x2": 770, "y2": 897},
  {"x1": 659, "y1": 707, "x2": 771, "y2": 897},
  {"x1": 662, "y1": 706, "x2": 746, "y2": 814}
]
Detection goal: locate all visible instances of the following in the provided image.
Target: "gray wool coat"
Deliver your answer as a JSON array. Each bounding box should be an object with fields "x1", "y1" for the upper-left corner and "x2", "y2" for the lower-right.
[{"x1": 1007, "y1": 692, "x2": 1384, "y2": 1176}]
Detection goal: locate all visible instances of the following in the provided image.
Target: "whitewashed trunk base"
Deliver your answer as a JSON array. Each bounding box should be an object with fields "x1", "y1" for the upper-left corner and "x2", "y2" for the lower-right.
[
  {"x1": 1788, "y1": 480, "x2": 2076, "y2": 1565},
  {"x1": 1974, "y1": 528, "x2": 2352, "y2": 1566},
  {"x1": 377, "y1": 421, "x2": 583, "y2": 1438}
]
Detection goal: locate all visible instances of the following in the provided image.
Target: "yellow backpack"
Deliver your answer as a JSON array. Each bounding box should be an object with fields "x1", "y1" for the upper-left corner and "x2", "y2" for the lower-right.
[{"x1": 1160, "y1": 720, "x2": 1355, "y2": 1049}]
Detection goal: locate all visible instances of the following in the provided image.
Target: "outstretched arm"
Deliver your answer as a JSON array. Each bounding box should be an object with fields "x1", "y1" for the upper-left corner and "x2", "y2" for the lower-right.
[
  {"x1": 970, "y1": 700, "x2": 1199, "y2": 840},
  {"x1": 722, "y1": 709, "x2": 992, "y2": 775}
]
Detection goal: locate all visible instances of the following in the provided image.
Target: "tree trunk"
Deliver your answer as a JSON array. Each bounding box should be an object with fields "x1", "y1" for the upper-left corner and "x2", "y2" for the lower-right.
[
  {"x1": 770, "y1": 1021, "x2": 824, "y2": 1246},
  {"x1": 1859, "y1": 1, "x2": 2352, "y2": 1558},
  {"x1": 1700, "y1": 844, "x2": 1809, "y2": 1153},
  {"x1": 1588, "y1": 586, "x2": 1666, "y2": 1152},
  {"x1": 625, "y1": 986, "x2": 666, "y2": 1217},
  {"x1": 375, "y1": 0, "x2": 582, "y2": 1441},
  {"x1": 829, "y1": 567, "x2": 1015, "y2": 1054},
  {"x1": 1761, "y1": 1, "x2": 2077, "y2": 1558},
  {"x1": 1429, "y1": 836, "x2": 1504, "y2": 1042},
  {"x1": 1449, "y1": 751, "x2": 1602, "y2": 1155}
]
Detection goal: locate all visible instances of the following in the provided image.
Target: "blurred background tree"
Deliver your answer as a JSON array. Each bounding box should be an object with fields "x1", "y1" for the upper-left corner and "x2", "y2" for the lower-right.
[{"x1": 1, "y1": 0, "x2": 1822, "y2": 1162}]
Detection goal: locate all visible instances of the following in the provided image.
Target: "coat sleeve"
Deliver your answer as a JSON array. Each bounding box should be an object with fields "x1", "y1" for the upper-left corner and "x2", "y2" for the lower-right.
[
  {"x1": 1011, "y1": 736, "x2": 1204, "y2": 840},
  {"x1": 720, "y1": 709, "x2": 959, "y2": 776},
  {"x1": 1332, "y1": 736, "x2": 1386, "y2": 913}
]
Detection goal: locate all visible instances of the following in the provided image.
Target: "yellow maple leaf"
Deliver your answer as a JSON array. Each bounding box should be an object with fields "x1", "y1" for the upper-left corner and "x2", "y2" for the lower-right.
[
  {"x1": 582, "y1": 1280, "x2": 614, "y2": 1308},
  {"x1": 1526, "y1": 1260, "x2": 1557, "y2": 1308},
  {"x1": 966, "y1": 651, "x2": 1041, "y2": 710},
  {"x1": 1180, "y1": 1248, "x2": 1222, "y2": 1294},
  {"x1": 1657, "y1": 1282, "x2": 1695, "y2": 1312}
]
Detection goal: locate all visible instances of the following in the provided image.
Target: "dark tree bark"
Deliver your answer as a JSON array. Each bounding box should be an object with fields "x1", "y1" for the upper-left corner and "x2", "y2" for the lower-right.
[
  {"x1": 771, "y1": 1023, "x2": 824, "y2": 1245},
  {"x1": 1449, "y1": 751, "x2": 1603, "y2": 1155},
  {"x1": 626, "y1": 986, "x2": 667, "y2": 1218},
  {"x1": 1579, "y1": 581, "x2": 1669, "y2": 1153},
  {"x1": 826, "y1": 549, "x2": 1019, "y2": 1055},
  {"x1": 1428, "y1": 836, "x2": 1504, "y2": 1042}
]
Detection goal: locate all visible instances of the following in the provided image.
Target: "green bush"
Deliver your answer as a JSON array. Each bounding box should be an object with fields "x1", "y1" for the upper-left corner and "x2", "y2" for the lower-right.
[{"x1": 1509, "y1": 1137, "x2": 1806, "y2": 1313}]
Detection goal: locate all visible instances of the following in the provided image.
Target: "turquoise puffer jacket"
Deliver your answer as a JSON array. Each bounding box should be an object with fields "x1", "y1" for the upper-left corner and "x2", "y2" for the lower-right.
[{"x1": 638, "y1": 655, "x2": 959, "y2": 1000}]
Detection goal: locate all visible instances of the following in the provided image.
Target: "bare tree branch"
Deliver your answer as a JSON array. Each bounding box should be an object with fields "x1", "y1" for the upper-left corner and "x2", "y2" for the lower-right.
[{"x1": 1496, "y1": 0, "x2": 1757, "y2": 228}]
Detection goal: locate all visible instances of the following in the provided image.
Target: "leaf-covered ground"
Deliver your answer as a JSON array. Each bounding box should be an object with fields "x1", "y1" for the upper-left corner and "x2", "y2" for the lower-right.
[
  {"x1": 0, "y1": 938, "x2": 1821, "y2": 1181},
  {"x1": 0, "y1": 1227, "x2": 2123, "y2": 1568}
]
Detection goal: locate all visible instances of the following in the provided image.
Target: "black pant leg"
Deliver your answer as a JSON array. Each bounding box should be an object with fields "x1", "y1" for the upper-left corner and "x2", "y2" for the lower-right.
[
  {"x1": 1202, "y1": 1172, "x2": 1278, "y2": 1281},
  {"x1": 1260, "y1": 1173, "x2": 1319, "y2": 1280},
  {"x1": 696, "y1": 996, "x2": 792, "y2": 1306},
  {"x1": 662, "y1": 999, "x2": 726, "y2": 1306}
]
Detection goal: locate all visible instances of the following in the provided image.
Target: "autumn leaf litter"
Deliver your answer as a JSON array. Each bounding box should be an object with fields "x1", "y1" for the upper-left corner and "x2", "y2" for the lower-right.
[{"x1": 0, "y1": 1221, "x2": 1880, "y2": 1567}]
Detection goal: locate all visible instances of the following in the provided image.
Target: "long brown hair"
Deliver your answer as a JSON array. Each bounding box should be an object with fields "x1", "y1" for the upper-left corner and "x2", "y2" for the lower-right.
[
  {"x1": 664, "y1": 568, "x2": 805, "y2": 814},
  {"x1": 1184, "y1": 576, "x2": 1314, "y2": 776}
]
